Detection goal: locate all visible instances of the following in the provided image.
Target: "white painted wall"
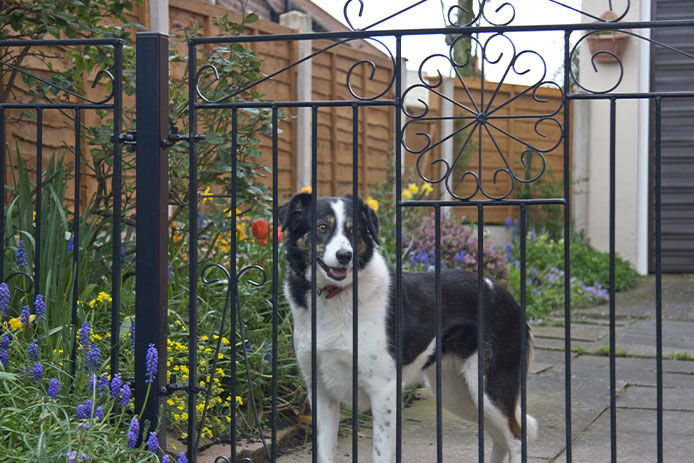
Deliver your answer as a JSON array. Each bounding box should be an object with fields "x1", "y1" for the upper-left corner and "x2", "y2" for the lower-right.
[{"x1": 577, "y1": 0, "x2": 649, "y2": 273}]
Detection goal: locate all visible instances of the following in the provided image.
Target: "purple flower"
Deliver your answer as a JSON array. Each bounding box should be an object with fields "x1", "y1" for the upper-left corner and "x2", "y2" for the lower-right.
[
  {"x1": 504, "y1": 217, "x2": 512, "y2": 229},
  {"x1": 0, "y1": 335, "x2": 9, "y2": 366},
  {"x1": 67, "y1": 450, "x2": 77, "y2": 463},
  {"x1": 145, "y1": 343, "x2": 157, "y2": 383},
  {"x1": 146, "y1": 431, "x2": 159, "y2": 452},
  {"x1": 95, "y1": 406, "x2": 104, "y2": 422},
  {"x1": 78, "y1": 423, "x2": 90, "y2": 431},
  {"x1": 85, "y1": 343, "x2": 100, "y2": 373},
  {"x1": 530, "y1": 231, "x2": 535, "y2": 242},
  {"x1": 75, "y1": 404, "x2": 88, "y2": 420},
  {"x1": 20, "y1": 305, "x2": 31, "y2": 326},
  {"x1": 129, "y1": 317, "x2": 135, "y2": 354},
  {"x1": 78, "y1": 322, "x2": 91, "y2": 348},
  {"x1": 162, "y1": 456, "x2": 171, "y2": 463},
  {"x1": 531, "y1": 268, "x2": 537, "y2": 278},
  {"x1": 168, "y1": 261, "x2": 174, "y2": 283},
  {"x1": 453, "y1": 250, "x2": 466, "y2": 266},
  {"x1": 28, "y1": 338, "x2": 39, "y2": 360},
  {"x1": 177, "y1": 452, "x2": 189, "y2": 463},
  {"x1": 48, "y1": 378, "x2": 59, "y2": 398},
  {"x1": 67, "y1": 235, "x2": 75, "y2": 254},
  {"x1": 88, "y1": 373, "x2": 96, "y2": 393},
  {"x1": 15, "y1": 239, "x2": 27, "y2": 267},
  {"x1": 110, "y1": 374, "x2": 122, "y2": 398},
  {"x1": 127, "y1": 417, "x2": 139, "y2": 449},
  {"x1": 99, "y1": 373, "x2": 109, "y2": 395},
  {"x1": 32, "y1": 362, "x2": 43, "y2": 381},
  {"x1": 120, "y1": 383, "x2": 132, "y2": 406},
  {"x1": 0, "y1": 283, "x2": 10, "y2": 318},
  {"x1": 33, "y1": 294, "x2": 46, "y2": 320}
]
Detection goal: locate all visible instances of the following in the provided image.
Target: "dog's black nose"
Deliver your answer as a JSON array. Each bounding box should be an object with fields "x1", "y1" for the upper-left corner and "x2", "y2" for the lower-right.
[{"x1": 336, "y1": 249, "x2": 352, "y2": 265}]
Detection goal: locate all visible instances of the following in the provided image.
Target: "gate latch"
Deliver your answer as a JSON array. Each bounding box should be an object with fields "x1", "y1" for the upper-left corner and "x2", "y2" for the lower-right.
[
  {"x1": 111, "y1": 130, "x2": 137, "y2": 152},
  {"x1": 162, "y1": 125, "x2": 206, "y2": 148},
  {"x1": 161, "y1": 374, "x2": 206, "y2": 396}
]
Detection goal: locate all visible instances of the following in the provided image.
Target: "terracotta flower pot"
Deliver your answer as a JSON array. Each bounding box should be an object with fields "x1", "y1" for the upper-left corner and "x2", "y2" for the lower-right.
[{"x1": 586, "y1": 11, "x2": 631, "y2": 63}]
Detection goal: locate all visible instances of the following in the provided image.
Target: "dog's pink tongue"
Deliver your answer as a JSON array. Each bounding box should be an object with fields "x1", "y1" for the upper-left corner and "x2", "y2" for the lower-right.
[{"x1": 329, "y1": 267, "x2": 347, "y2": 279}]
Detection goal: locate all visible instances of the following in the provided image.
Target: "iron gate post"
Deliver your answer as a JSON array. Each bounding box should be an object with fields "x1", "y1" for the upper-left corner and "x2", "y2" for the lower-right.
[{"x1": 135, "y1": 32, "x2": 170, "y2": 447}]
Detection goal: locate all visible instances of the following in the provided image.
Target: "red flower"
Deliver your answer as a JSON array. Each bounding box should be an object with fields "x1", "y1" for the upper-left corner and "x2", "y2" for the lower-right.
[
  {"x1": 276, "y1": 225, "x2": 284, "y2": 243},
  {"x1": 251, "y1": 219, "x2": 269, "y2": 239}
]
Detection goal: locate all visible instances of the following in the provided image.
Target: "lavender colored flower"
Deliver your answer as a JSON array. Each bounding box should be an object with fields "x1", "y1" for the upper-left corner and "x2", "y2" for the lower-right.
[
  {"x1": 127, "y1": 417, "x2": 139, "y2": 449},
  {"x1": 99, "y1": 372, "x2": 109, "y2": 395},
  {"x1": 504, "y1": 217, "x2": 512, "y2": 229},
  {"x1": 85, "y1": 343, "x2": 100, "y2": 373},
  {"x1": 67, "y1": 450, "x2": 77, "y2": 463},
  {"x1": 78, "y1": 322, "x2": 91, "y2": 348},
  {"x1": 78, "y1": 423, "x2": 90, "y2": 431},
  {"x1": 162, "y1": 456, "x2": 171, "y2": 463},
  {"x1": 15, "y1": 239, "x2": 27, "y2": 267},
  {"x1": 146, "y1": 431, "x2": 159, "y2": 452},
  {"x1": 120, "y1": 383, "x2": 132, "y2": 406},
  {"x1": 88, "y1": 373, "x2": 96, "y2": 393},
  {"x1": 0, "y1": 335, "x2": 8, "y2": 366},
  {"x1": 48, "y1": 378, "x2": 59, "y2": 398},
  {"x1": 129, "y1": 317, "x2": 135, "y2": 354},
  {"x1": 20, "y1": 305, "x2": 31, "y2": 326},
  {"x1": 168, "y1": 261, "x2": 174, "y2": 283},
  {"x1": 66, "y1": 235, "x2": 75, "y2": 254},
  {"x1": 110, "y1": 373, "x2": 123, "y2": 398},
  {"x1": 0, "y1": 283, "x2": 10, "y2": 318},
  {"x1": 33, "y1": 294, "x2": 46, "y2": 320},
  {"x1": 177, "y1": 452, "x2": 188, "y2": 463},
  {"x1": 28, "y1": 338, "x2": 39, "y2": 360},
  {"x1": 75, "y1": 404, "x2": 88, "y2": 420},
  {"x1": 120, "y1": 245, "x2": 126, "y2": 262},
  {"x1": 453, "y1": 250, "x2": 466, "y2": 267},
  {"x1": 531, "y1": 268, "x2": 537, "y2": 278},
  {"x1": 145, "y1": 343, "x2": 157, "y2": 383},
  {"x1": 32, "y1": 362, "x2": 43, "y2": 381},
  {"x1": 95, "y1": 406, "x2": 104, "y2": 422}
]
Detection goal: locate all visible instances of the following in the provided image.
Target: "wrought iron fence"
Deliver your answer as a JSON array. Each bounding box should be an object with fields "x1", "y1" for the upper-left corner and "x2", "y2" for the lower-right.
[{"x1": 3, "y1": 1, "x2": 694, "y2": 462}]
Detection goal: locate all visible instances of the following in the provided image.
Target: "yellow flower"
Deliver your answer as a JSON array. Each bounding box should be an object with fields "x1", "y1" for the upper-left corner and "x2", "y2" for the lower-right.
[
  {"x1": 421, "y1": 183, "x2": 433, "y2": 195},
  {"x1": 236, "y1": 223, "x2": 247, "y2": 241},
  {"x1": 365, "y1": 197, "x2": 379, "y2": 212},
  {"x1": 217, "y1": 353, "x2": 224, "y2": 360},
  {"x1": 9, "y1": 317, "x2": 23, "y2": 330},
  {"x1": 225, "y1": 207, "x2": 242, "y2": 218},
  {"x1": 236, "y1": 396, "x2": 244, "y2": 406},
  {"x1": 202, "y1": 186, "x2": 212, "y2": 205},
  {"x1": 407, "y1": 183, "x2": 419, "y2": 194},
  {"x1": 200, "y1": 336, "x2": 209, "y2": 342},
  {"x1": 299, "y1": 186, "x2": 312, "y2": 194},
  {"x1": 33, "y1": 211, "x2": 36, "y2": 222},
  {"x1": 29, "y1": 314, "x2": 36, "y2": 324},
  {"x1": 221, "y1": 337, "x2": 230, "y2": 345},
  {"x1": 402, "y1": 190, "x2": 412, "y2": 200}
]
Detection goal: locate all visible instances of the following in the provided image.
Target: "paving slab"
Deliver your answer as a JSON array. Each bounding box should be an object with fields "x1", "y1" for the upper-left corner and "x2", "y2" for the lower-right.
[{"x1": 614, "y1": 319, "x2": 694, "y2": 357}]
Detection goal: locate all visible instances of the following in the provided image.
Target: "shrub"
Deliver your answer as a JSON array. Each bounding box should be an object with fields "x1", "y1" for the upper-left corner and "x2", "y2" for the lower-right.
[{"x1": 407, "y1": 212, "x2": 509, "y2": 286}]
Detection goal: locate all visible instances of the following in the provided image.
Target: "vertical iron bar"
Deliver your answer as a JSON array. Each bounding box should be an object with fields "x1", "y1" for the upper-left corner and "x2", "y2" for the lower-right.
[
  {"x1": 654, "y1": 97, "x2": 663, "y2": 463},
  {"x1": 476, "y1": 204, "x2": 485, "y2": 463},
  {"x1": 609, "y1": 97, "x2": 617, "y2": 463},
  {"x1": 562, "y1": 29, "x2": 573, "y2": 463},
  {"x1": 434, "y1": 207, "x2": 442, "y2": 463},
  {"x1": 186, "y1": 40, "x2": 199, "y2": 463},
  {"x1": 135, "y1": 32, "x2": 169, "y2": 449},
  {"x1": 111, "y1": 42, "x2": 123, "y2": 378},
  {"x1": 271, "y1": 105, "x2": 279, "y2": 461},
  {"x1": 311, "y1": 104, "x2": 318, "y2": 463},
  {"x1": 34, "y1": 108, "x2": 42, "y2": 295},
  {"x1": 230, "y1": 108, "x2": 239, "y2": 463},
  {"x1": 394, "y1": 34, "x2": 403, "y2": 463},
  {"x1": 352, "y1": 103, "x2": 359, "y2": 463},
  {"x1": 520, "y1": 205, "x2": 528, "y2": 463},
  {"x1": 71, "y1": 109, "x2": 81, "y2": 367}
]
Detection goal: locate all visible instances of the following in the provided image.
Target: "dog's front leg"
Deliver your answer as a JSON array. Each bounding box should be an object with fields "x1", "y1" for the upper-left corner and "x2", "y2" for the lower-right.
[
  {"x1": 312, "y1": 382, "x2": 340, "y2": 463},
  {"x1": 369, "y1": 381, "x2": 397, "y2": 463}
]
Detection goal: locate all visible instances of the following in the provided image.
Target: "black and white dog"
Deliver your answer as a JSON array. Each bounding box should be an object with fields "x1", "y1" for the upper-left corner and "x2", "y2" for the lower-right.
[{"x1": 279, "y1": 193, "x2": 537, "y2": 463}]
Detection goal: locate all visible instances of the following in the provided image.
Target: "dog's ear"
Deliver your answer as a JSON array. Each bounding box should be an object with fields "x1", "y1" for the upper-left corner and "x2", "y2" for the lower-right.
[
  {"x1": 359, "y1": 197, "x2": 380, "y2": 245},
  {"x1": 278, "y1": 192, "x2": 312, "y2": 233}
]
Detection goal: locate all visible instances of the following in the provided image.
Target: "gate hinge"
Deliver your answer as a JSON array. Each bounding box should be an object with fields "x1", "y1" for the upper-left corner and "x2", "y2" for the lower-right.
[
  {"x1": 112, "y1": 130, "x2": 137, "y2": 152},
  {"x1": 162, "y1": 126, "x2": 206, "y2": 148}
]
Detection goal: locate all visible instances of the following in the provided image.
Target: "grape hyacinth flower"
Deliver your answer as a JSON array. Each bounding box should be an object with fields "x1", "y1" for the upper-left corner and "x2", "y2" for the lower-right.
[
  {"x1": 85, "y1": 343, "x2": 100, "y2": 373},
  {"x1": 48, "y1": 378, "x2": 59, "y2": 398},
  {"x1": 15, "y1": 239, "x2": 27, "y2": 267},
  {"x1": 0, "y1": 283, "x2": 10, "y2": 318},
  {"x1": 127, "y1": 417, "x2": 139, "y2": 450},
  {"x1": 78, "y1": 322, "x2": 91, "y2": 348},
  {"x1": 129, "y1": 317, "x2": 135, "y2": 354},
  {"x1": 162, "y1": 456, "x2": 171, "y2": 463},
  {"x1": 110, "y1": 373, "x2": 123, "y2": 398},
  {"x1": 67, "y1": 450, "x2": 77, "y2": 463},
  {"x1": 20, "y1": 305, "x2": 31, "y2": 326},
  {"x1": 147, "y1": 431, "x2": 159, "y2": 452},
  {"x1": 95, "y1": 406, "x2": 104, "y2": 422},
  {"x1": 88, "y1": 373, "x2": 97, "y2": 393},
  {"x1": 28, "y1": 338, "x2": 39, "y2": 360},
  {"x1": 32, "y1": 362, "x2": 43, "y2": 381},
  {"x1": 33, "y1": 294, "x2": 46, "y2": 320},
  {"x1": 0, "y1": 336, "x2": 9, "y2": 366},
  {"x1": 66, "y1": 235, "x2": 75, "y2": 254},
  {"x1": 177, "y1": 452, "x2": 188, "y2": 463},
  {"x1": 145, "y1": 343, "x2": 157, "y2": 383},
  {"x1": 99, "y1": 372, "x2": 109, "y2": 395},
  {"x1": 120, "y1": 383, "x2": 132, "y2": 407},
  {"x1": 75, "y1": 404, "x2": 88, "y2": 419}
]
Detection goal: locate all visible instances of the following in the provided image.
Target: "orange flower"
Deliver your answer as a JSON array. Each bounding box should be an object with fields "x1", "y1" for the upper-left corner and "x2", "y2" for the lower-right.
[
  {"x1": 276, "y1": 225, "x2": 284, "y2": 243},
  {"x1": 251, "y1": 218, "x2": 269, "y2": 239}
]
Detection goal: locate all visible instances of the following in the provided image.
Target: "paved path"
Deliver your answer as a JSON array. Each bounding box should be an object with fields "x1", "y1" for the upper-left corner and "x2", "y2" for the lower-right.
[{"x1": 274, "y1": 275, "x2": 694, "y2": 462}]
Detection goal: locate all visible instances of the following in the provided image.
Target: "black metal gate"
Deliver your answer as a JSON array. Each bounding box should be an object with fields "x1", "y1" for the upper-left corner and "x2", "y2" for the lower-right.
[{"x1": 3, "y1": 1, "x2": 693, "y2": 462}]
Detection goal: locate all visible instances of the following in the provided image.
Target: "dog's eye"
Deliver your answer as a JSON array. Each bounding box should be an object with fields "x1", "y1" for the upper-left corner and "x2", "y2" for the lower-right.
[{"x1": 317, "y1": 223, "x2": 328, "y2": 233}]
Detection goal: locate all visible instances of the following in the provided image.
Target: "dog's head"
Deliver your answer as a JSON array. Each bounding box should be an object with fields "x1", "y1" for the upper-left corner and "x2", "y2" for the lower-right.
[{"x1": 279, "y1": 193, "x2": 379, "y2": 287}]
